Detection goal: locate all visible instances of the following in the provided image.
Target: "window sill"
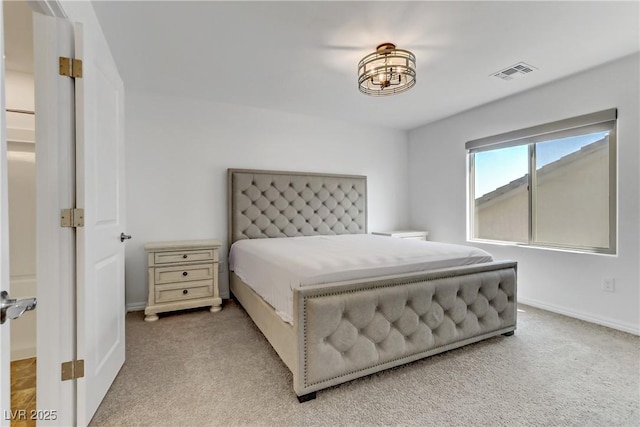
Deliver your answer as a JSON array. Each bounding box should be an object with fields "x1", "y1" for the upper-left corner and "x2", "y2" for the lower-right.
[{"x1": 467, "y1": 238, "x2": 617, "y2": 257}]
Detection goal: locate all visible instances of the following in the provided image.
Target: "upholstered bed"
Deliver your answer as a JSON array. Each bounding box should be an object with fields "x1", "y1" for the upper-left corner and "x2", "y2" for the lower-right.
[{"x1": 227, "y1": 169, "x2": 517, "y2": 402}]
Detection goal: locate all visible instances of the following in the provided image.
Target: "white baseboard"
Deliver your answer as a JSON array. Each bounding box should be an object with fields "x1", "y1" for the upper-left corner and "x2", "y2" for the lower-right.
[
  {"x1": 126, "y1": 302, "x2": 146, "y2": 312},
  {"x1": 127, "y1": 292, "x2": 230, "y2": 313},
  {"x1": 519, "y1": 297, "x2": 640, "y2": 336},
  {"x1": 12, "y1": 346, "x2": 36, "y2": 361}
]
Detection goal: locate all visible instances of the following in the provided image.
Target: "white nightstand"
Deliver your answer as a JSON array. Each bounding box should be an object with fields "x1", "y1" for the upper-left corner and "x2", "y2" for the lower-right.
[
  {"x1": 372, "y1": 230, "x2": 429, "y2": 241},
  {"x1": 144, "y1": 239, "x2": 222, "y2": 322}
]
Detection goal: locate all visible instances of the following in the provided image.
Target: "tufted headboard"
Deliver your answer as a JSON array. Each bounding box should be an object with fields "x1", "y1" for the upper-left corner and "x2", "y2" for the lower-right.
[{"x1": 228, "y1": 169, "x2": 367, "y2": 245}]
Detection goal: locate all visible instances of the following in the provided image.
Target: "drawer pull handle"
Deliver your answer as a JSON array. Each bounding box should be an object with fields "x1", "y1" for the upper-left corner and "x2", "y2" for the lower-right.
[
  {"x1": 183, "y1": 254, "x2": 188, "y2": 259},
  {"x1": 183, "y1": 289, "x2": 188, "y2": 295},
  {"x1": 182, "y1": 272, "x2": 188, "y2": 276}
]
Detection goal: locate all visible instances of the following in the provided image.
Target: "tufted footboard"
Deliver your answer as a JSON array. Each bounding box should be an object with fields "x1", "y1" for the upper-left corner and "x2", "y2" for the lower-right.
[{"x1": 292, "y1": 261, "x2": 517, "y2": 397}]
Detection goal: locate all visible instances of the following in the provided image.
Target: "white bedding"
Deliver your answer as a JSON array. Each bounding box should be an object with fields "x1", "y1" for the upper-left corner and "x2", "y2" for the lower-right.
[{"x1": 229, "y1": 234, "x2": 493, "y2": 324}]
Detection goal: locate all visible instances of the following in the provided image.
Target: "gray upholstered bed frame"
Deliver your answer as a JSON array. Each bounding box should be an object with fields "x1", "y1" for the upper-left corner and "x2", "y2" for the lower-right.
[{"x1": 228, "y1": 168, "x2": 517, "y2": 402}]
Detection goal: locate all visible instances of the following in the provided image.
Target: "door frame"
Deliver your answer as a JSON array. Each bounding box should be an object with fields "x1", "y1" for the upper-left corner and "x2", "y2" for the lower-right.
[
  {"x1": 31, "y1": 1, "x2": 77, "y2": 426},
  {"x1": 1, "y1": 1, "x2": 11, "y2": 423}
]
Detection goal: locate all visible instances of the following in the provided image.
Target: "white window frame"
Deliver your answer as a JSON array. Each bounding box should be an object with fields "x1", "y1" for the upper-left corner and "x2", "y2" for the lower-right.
[{"x1": 466, "y1": 109, "x2": 617, "y2": 255}]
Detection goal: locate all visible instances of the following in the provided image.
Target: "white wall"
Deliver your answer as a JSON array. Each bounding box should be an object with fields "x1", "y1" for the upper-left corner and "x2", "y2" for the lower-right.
[
  {"x1": 5, "y1": 70, "x2": 36, "y2": 360},
  {"x1": 5, "y1": 70, "x2": 33, "y2": 110},
  {"x1": 125, "y1": 91, "x2": 409, "y2": 308},
  {"x1": 5, "y1": 70, "x2": 35, "y2": 142},
  {"x1": 408, "y1": 54, "x2": 640, "y2": 334},
  {"x1": 7, "y1": 143, "x2": 36, "y2": 360}
]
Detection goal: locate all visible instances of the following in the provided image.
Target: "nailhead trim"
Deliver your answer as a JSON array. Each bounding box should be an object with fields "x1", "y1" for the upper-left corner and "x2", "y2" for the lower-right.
[{"x1": 301, "y1": 268, "x2": 516, "y2": 387}]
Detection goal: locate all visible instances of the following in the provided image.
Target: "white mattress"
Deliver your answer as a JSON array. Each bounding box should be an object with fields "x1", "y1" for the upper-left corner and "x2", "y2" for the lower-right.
[{"x1": 229, "y1": 234, "x2": 493, "y2": 324}]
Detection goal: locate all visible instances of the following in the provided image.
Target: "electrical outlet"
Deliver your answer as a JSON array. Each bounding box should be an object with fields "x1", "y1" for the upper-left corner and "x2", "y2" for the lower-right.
[{"x1": 602, "y1": 278, "x2": 615, "y2": 292}]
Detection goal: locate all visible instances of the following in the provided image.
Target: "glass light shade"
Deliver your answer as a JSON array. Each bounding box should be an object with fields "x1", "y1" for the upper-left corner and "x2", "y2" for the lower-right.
[{"x1": 358, "y1": 43, "x2": 416, "y2": 96}]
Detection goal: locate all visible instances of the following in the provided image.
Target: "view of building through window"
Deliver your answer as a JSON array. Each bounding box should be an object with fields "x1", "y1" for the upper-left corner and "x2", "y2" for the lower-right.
[
  {"x1": 471, "y1": 128, "x2": 614, "y2": 252},
  {"x1": 534, "y1": 132, "x2": 610, "y2": 248}
]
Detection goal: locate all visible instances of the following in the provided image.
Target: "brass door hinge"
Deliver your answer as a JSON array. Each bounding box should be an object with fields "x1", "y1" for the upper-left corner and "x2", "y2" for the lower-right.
[
  {"x1": 61, "y1": 360, "x2": 85, "y2": 381},
  {"x1": 59, "y1": 57, "x2": 83, "y2": 78},
  {"x1": 60, "y1": 208, "x2": 84, "y2": 228}
]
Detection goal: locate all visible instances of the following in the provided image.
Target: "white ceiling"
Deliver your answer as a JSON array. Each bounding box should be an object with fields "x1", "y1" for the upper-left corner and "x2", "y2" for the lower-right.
[{"x1": 61, "y1": 2, "x2": 640, "y2": 130}]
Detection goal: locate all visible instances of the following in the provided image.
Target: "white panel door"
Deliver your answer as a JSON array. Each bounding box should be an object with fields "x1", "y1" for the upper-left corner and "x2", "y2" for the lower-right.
[
  {"x1": 73, "y1": 21, "x2": 126, "y2": 426},
  {"x1": 0, "y1": 3, "x2": 11, "y2": 425}
]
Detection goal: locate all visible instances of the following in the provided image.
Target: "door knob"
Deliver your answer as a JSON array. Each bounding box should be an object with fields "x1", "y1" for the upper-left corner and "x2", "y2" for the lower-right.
[
  {"x1": 1, "y1": 291, "x2": 37, "y2": 325},
  {"x1": 120, "y1": 232, "x2": 132, "y2": 242}
]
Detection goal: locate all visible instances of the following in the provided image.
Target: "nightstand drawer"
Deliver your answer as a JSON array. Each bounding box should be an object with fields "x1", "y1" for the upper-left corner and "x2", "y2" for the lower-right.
[
  {"x1": 154, "y1": 248, "x2": 218, "y2": 265},
  {"x1": 155, "y1": 263, "x2": 214, "y2": 284},
  {"x1": 155, "y1": 280, "x2": 213, "y2": 303}
]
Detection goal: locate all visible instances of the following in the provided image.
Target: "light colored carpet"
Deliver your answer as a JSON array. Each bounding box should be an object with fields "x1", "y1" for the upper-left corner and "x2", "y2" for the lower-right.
[{"x1": 89, "y1": 301, "x2": 639, "y2": 426}]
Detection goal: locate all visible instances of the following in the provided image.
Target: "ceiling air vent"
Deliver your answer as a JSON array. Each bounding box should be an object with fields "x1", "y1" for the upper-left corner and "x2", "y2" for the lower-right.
[{"x1": 492, "y1": 62, "x2": 537, "y2": 81}]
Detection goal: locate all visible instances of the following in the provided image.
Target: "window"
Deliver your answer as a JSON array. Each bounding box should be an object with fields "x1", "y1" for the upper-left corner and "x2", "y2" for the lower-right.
[{"x1": 467, "y1": 109, "x2": 617, "y2": 254}]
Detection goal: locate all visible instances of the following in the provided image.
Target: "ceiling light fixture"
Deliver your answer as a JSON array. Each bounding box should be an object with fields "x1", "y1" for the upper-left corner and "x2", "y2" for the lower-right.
[{"x1": 358, "y1": 43, "x2": 416, "y2": 96}]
